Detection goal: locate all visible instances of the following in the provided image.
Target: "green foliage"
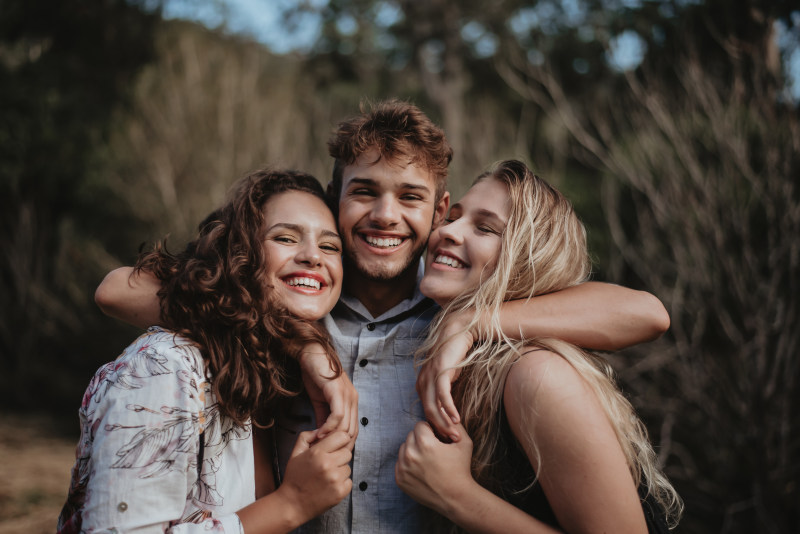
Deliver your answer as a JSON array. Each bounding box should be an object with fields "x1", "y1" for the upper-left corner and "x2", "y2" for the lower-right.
[
  {"x1": 2, "y1": 0, "x2": 799, "y2": 531},
  {"x1": 0, "y1": 0, "x2": 159, "y2": 412}
]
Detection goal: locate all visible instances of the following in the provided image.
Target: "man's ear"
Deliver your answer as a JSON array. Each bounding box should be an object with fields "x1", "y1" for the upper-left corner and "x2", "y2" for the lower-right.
[{"x1": 432, "y1": 191, "x2": 450, "y2": 229}]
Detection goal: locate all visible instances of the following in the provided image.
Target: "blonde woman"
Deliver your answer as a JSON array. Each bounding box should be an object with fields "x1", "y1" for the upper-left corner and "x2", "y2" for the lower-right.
[{"x1": 395, "y1": 160, "x2": 682, "y2": 533}]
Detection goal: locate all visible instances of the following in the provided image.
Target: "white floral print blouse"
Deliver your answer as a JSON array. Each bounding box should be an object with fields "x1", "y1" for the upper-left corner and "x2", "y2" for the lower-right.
[{"x1": 58, "y1": 327, "x2": 254, "y2": 533}]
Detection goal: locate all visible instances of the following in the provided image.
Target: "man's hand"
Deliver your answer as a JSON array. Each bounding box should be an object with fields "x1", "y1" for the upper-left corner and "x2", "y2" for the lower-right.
[{"x1": 299, "y1": 344, "x2": 358, "y2": 440}]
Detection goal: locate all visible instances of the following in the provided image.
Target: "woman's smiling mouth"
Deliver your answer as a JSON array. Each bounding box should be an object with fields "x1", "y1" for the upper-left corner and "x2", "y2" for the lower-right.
[{"x1": 281, "y1": 273, "x2": 326, "y2": 292}]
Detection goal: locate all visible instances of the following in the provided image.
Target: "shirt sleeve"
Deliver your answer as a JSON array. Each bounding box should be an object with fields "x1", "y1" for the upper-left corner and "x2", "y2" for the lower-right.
[{"x1": 78, "y1": 336, "x2": 243, "y2": 534}]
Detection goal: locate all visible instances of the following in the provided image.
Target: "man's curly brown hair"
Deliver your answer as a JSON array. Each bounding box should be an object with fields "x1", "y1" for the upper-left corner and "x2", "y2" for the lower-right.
[
  {"x1": 135, "y1": 169, "x2": 341, "y2": 428},
  {"x1": 327, "y1": 99, "x2": 452, "y2": 205}
]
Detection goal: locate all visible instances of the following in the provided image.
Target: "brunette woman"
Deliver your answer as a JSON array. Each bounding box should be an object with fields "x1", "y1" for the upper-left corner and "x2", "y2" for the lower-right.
[{"x1": 58, "y1": 170, "x2": 353, "y2": 533}]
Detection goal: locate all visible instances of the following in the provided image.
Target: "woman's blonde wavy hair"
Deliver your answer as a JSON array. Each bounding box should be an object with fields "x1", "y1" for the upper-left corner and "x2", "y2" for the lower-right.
[{"x1": 416, "y1": 160, "x2": 682, "y2": 527}]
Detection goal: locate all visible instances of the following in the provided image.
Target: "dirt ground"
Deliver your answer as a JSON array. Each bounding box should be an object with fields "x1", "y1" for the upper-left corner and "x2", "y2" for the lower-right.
[{"x1": 0, "y1": 414, "x2": 76, "y2": 534}]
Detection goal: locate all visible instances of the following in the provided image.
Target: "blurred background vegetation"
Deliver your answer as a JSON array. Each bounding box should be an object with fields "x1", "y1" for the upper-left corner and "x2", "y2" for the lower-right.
[{"x1": 1, "y1": 0, "x2": 798, "y2": 532}]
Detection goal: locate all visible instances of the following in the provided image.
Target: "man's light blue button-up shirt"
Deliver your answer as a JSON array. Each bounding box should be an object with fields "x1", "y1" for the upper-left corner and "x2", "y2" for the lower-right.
[{"x1": 274, "y1": 265, "x2": 438, "y2": 533}]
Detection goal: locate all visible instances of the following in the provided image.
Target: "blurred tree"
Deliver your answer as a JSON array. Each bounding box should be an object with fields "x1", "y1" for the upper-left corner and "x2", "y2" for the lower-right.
[
  {"x1": 498, "y1": 1, "x2": 800, "y2": 533},
  {"x1": 101, "y1": 19, "x2": 367, "y2": 244},
  {"x1": 0, "y1": 0, "x2": 159, "y2": 414}
]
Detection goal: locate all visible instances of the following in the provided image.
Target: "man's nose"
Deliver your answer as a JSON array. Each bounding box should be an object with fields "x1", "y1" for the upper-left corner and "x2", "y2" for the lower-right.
[{"x1": 370, "y1": 195, "x2": 401, "y2": 226}]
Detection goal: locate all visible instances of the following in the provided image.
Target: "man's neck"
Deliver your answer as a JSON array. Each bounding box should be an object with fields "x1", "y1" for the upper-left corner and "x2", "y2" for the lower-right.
[{"x1": 343, "y1": 268, "x2": 418, "y2": 318}]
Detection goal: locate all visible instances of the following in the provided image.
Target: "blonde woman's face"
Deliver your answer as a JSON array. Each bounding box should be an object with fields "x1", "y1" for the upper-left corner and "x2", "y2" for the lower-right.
[
  {"x1": 421, "y1": 177, "x2": 509, "y2": 306},
  {"x1": 262, "y1": 191, "x2": 343, "y2": 320}
]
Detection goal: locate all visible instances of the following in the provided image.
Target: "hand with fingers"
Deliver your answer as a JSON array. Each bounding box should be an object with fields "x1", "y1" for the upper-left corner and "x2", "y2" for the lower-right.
[
  {"x1": 281, "y1": 430, "x2": 354, "y2": 520},
  {"x1": 395, "y1": 421, "x2": 475, "y2": 515},
  {"x1": 416, "y1": 314, "x2": 475, "y2": 443},
  {"x1": 299, "y1": 344, "x2": 359, "y2": 440}
]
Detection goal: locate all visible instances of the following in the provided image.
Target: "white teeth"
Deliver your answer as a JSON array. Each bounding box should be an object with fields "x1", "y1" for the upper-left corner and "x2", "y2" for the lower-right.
[
  {"x1": 285, "y1": 277, "x2": 321, "y2": 290},
  {"x1": 434, "y1": 255, "x2": 465, "y2": 269},
  {"x1": 365, "y1": 235, "x2": 402, "y2": 248}
]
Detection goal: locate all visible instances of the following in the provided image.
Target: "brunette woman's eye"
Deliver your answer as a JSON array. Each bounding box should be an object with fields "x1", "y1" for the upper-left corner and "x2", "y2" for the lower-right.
[
  {"x1": 274, "y1": 236, "x2": 296, "y2": 243},
  {"x1": 320, "y1": 243, "x2": 341, "y2": 254}
]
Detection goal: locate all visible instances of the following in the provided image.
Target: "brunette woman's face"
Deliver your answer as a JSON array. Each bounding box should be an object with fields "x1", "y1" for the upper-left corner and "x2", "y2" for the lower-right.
[
  {"x1": 262, "y1": 191, "x2": 343, "y2": 320},
  {"x1": 420, "y1": 177, "x2": 510, "y2": 306}
]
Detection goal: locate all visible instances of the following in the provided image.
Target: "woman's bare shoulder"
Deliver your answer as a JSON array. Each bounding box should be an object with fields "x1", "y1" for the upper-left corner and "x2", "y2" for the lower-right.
[{"x1": 504, "y1": 345, "x2": 597, "y2": 425}]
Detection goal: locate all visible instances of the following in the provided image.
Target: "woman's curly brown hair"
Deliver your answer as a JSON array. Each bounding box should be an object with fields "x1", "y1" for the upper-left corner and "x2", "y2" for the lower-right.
[{"x1": 135, "y1": 169, "x2": 341, "y2": 428}]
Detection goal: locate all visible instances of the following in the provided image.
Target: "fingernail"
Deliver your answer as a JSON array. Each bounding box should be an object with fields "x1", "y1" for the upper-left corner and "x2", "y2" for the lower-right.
[
  {"x1": 451, "y1": 415, "x2": 459, "y2": 424},
  {"x1": 450, "y1": 433, "x2": 459, "y2": 442}
]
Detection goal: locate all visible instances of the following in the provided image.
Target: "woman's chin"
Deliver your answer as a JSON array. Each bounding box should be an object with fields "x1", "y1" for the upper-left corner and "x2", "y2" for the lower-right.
[{"x1": 420, "y1": 278, "x2": 457, "y2": 307}]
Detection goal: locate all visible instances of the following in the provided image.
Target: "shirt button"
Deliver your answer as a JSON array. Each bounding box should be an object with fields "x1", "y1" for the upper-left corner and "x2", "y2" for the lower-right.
[
  {"x1": 359, "y1": 481, "x2": 368, "y2": 491},
  {"x1": 361, "y1": 417, "x2": 369, "y2": 426},
  {"x1": 117, "y1": 502, "x2": 128, "y2": 512},
  {"x1": 366, "y1": 323, "x2": 376, "y2": 331},
  {"x1": 359, "y1": 359, "x2": 368, "y2": 367}
]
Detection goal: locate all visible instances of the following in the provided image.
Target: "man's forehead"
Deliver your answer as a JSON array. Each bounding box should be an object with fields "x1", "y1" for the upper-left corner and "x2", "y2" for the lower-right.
[{"x1": 342, "y1": 155, "x2": 436, "y2": 190}]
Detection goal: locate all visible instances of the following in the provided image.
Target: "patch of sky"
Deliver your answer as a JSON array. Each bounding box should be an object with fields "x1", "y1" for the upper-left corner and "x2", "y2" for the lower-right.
[
  {"x1": 509, "y1": 2, "x2": 562, "y2": 36},
  {"x1": 336, "y1": 13, "x2": 358, "y2": 36},
  {"x1": 373, "y1": 1, "x2": 403, "y2": 28},
  {"x1": 509, "y1": 7, "x2": 539, "y2": 38},
  {"x1": 461, "y1": 21, "x2": 498, "y2": 58},
  {"x1": 776, "y1": 16, "x2": 800, "y2": 101},
  {"x1": 163, "y1": 0, "x2": 324, "y2": 53},
  {"x1": 560, "y1": 0, "x2": 588, "y2": 27},
  {"x1": 606, "y1": 29, "x2": 647, "y2": 71}
]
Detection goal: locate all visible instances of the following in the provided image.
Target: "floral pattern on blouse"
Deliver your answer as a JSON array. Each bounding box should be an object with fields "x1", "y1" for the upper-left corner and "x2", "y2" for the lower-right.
[{"x1": 58, "y1": 327, "x2": 254, "y2": 533}]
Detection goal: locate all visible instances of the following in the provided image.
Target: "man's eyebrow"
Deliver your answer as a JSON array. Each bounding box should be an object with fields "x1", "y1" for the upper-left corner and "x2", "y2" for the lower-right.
[
  {"x1": 398, "y1": 183, "x2": 432, "y2": 193},
  {"x1": 346, "y1": 177, "x2": 377, "y2": 187},
  {"x1": 346, "y1": 178, "x2": 432, "y2": 194}
]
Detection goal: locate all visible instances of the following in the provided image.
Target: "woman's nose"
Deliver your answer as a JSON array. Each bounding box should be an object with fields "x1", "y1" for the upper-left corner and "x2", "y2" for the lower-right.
[
  {"x1": 438, "y1": 220, "x2": 464, "y2": 244},
  {"x1": 296, "y1": 242, "x2": 321, "y2": 266}
]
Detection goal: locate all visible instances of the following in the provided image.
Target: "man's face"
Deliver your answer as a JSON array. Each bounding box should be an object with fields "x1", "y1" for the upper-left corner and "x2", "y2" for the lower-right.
[{"x1": 337, "y1": 149, "x2": 449, "y2": 283}]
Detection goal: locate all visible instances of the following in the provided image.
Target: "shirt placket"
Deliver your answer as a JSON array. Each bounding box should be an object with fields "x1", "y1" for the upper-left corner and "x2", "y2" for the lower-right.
[{"x1": 351, "y1": 320, "x2": 383, "y2": 534}]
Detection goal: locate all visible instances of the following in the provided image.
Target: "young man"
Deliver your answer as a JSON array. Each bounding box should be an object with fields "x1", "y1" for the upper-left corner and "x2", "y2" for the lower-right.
[{"x1": 95, "y1": 100, "x2": 669, "y2": 533}]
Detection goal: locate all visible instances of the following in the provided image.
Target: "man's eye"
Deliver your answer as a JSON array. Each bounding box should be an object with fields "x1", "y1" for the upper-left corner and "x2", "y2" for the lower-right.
[
  {"x1": 401, "y1": 194, "x2": 422, "y2": 201},
  {"x1": 352, "y1": 188, "x2": 375, "y2": 196}
]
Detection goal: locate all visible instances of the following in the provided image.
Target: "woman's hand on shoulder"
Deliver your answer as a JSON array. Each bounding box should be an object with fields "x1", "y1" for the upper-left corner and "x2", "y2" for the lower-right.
[
  {"x1": 416, "y1": 311, "x2": 478, "y2": 443},
  {"x1": 299, "y1": 344, "x2": 358, "y2": 439},
  {"x1": 395, "y1": 421, "x2": 476, "y2": 517}
]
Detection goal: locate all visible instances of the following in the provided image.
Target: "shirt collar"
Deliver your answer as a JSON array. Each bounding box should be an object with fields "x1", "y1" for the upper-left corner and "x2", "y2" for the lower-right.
[{"x1": 337, "y1": 259, "x2": 430, "y2": 322}]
